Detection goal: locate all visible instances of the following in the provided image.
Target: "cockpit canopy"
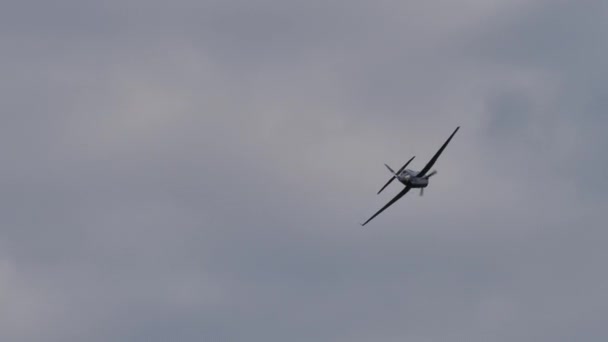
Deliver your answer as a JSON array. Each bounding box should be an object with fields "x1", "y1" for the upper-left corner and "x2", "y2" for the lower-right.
[{"x1": 402, "y1": 169, "x2": 417, "y2": 177}]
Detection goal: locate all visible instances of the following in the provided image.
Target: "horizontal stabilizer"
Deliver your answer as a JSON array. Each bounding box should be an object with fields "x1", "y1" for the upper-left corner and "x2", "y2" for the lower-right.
[{"x1": 377, "y1": 156, "x2": 415, "y2": 195}]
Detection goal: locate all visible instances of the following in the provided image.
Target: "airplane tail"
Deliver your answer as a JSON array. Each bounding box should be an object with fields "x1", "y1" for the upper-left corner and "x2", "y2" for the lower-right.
[
  {"x1": 377, "y1": 165, "x2": 396, "y2": 195},
  {"x1": 384, "y1": 164, "x2": 396, "y2": 175},
  {"x1": 377, "y1": 156, "x2": 415, "y2": 195}
]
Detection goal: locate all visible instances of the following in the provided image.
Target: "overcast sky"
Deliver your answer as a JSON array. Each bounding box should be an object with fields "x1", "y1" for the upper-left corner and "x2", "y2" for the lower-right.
[{"x1": 1, "y1": 0, "x2": 608, "y2": 341}]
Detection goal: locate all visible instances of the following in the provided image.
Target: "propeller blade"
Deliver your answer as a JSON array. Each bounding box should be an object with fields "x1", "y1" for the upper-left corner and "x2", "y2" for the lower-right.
[
  {"x1": 420, "y1": 188, "x2": 424, "y2": 196},
  {"x1": 424, "y1": 170, "x2": 437, "y2": 179}
]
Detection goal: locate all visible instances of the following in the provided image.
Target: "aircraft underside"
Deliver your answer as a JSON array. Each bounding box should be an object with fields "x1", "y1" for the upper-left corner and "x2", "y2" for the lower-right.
[{"x1": 401, "y1": 177, "x2": 428, "y2": 188}]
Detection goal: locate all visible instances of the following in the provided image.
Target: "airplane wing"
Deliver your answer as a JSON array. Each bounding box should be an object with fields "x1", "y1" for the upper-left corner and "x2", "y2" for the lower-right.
[
  {"x1": 417, "y1": 126, "x2": 460, "y2": 177},
  {"x1": 361, "y1": 186, "x2": 411, "y2": 226}
]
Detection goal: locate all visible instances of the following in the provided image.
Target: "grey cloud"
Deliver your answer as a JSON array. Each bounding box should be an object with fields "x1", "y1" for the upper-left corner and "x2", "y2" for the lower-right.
[{"x1": 1, "y1": 0, "x2": 608, "y2": 341}]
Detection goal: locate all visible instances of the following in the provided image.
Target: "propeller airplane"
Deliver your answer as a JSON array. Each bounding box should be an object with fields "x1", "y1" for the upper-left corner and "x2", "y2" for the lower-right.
[{"x1": 361, "y1": 126, "x2": 460, "y2": 226}]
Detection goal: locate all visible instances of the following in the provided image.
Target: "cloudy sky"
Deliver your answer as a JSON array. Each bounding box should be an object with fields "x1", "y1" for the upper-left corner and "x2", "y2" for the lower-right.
[{"x1": 1, "y1": 0, "x2": 607, "y2": 341}]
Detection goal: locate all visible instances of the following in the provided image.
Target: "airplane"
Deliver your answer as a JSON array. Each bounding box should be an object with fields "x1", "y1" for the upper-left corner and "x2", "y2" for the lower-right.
[{"x1": 361, "y1": 126, "x2": 460, "y2": 226}]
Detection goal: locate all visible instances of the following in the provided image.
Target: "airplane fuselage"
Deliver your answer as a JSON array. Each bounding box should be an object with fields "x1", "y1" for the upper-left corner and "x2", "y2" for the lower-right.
[{"x1": 397, "y1": 169, "x2": 428, "y2": 188}]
